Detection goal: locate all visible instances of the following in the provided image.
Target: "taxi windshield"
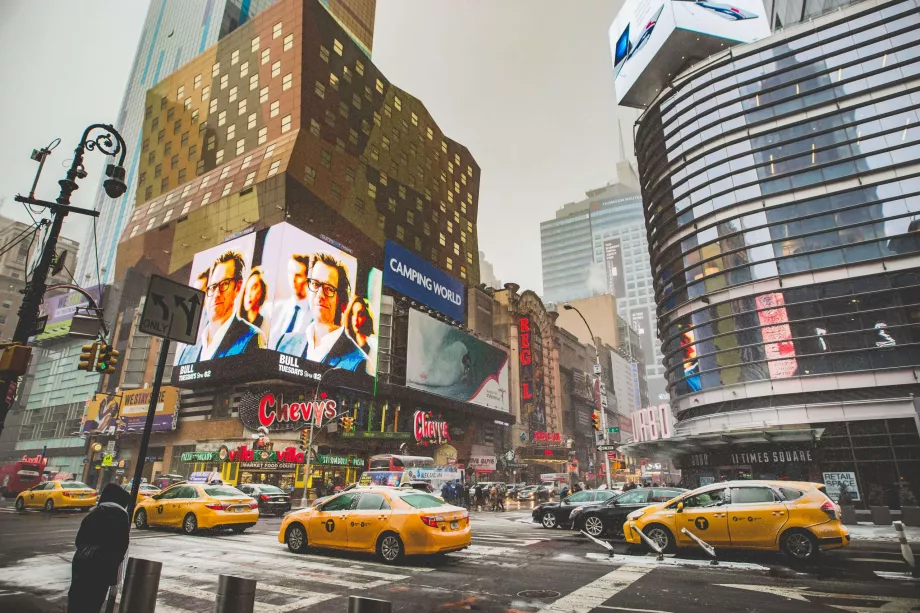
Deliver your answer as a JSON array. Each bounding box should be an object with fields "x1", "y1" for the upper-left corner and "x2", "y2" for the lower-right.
[
  {"x1": 399, "y1": 493, "x2": 448, "y2": 509},
  {"x1": 61, "y1": 482, "x2": 90, "y2": 489},
  {"x1": 204, "y1": 486, "x2": 244, "y2": 497}
]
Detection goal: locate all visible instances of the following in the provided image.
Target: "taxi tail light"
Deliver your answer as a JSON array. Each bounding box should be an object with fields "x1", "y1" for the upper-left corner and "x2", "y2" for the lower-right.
[
  {"x1": 250, "y1": 501, "x2": 259, "y2": 509},
  {"x1": 260, "y1": 494, "x2": 271, "y2": 501},
  {"x1": 62, "y1": 492, "x2": 72, "y2": 497},
  {"x1": 205, "y1": 503, "x2": 226, "y2": 511},
  {"x1": 420, "y1": 515, "x2": 445, "y2": 528},
  {"x1": 820, "y1": 500, "x2": 837, "y2": 520}
]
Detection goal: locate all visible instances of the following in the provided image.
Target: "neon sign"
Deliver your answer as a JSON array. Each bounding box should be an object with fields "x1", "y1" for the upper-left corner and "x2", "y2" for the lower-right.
[
  {"x1": 413, "y1": 410, "x2": 449, "y2": 446},
  {"x1": 257, "y1": 392, "x2": 337, "y2": 429},
  {"x1": 532, "y1": 431, "x2": 562, "y2": 443}
]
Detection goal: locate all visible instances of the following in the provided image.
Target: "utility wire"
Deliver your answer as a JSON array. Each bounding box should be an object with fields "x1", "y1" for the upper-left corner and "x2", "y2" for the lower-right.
[{"x1": 0, "y1": 221, "x2": 41, "y2": 260}]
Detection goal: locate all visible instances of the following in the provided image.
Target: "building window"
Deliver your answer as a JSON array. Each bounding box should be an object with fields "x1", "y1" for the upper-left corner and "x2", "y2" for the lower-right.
[
  {"x1": 283, "y1": 33, "x2": 294, "y2": 51},
  {"x1": 355, "y1": 198, "x2": 365, "y2": 211},
  {"x1": 241, "y1": 154, "x2": 253, "y2": 170},
  {"x1": 261, "y1": 48, "x2": 271, "y2": 66},
  {"x1": 218, "y1": 110, "x2": 226, "y2": 127},
  {"x1": 281, "y1": 114, "x2": 291, "y2": 133},
  {"x1": 250, "y1": 74, "x2": 259, "y2": 91},
  {"x1": 220, "y1": 74, "x2": 228, "y2": 89},
  {"x1": 258, "y1": 127, "x2": 267, "y2": 144},
  {"x1": 229, "y1": 86, "x2": 238, "y2": 103},
  {"x1": 333, "y1": 39, "x2": 343, "y2": 55},
  {"x1": 453, "y1": 242, "x2": 460, "y2": 256},
  {"x1": 376, "y1": 79, "x2": 384, "y2": 94},
  {"x1": 273, "y1": 21, "x2": 282, "y2": 39},
  {"x1": 178, "y1": 168, "x2": 186, "y2": 182},
  {"x1": 355, "y1": 59, "x2": 364, "y2": 75},
  {"x1": 161, "y1": 178, "x2": 169, "y2": 191},
  {"x1": 248, "y1": 112, "x2": 257, "y2": 130},
  {"x1": 251, "y1": 36, "x2": 260, "y2": 53},
  {"x1": 320, "y1": 46, "x2": 329, "y2": 62},
  {"x1": 315, "y1": 81, "x2": 325, "y2": 99},
  {"x1": 345, "y1": 167, "x2": 355, "y2": 183},
  {"x1": 227, "y1": 124, "x2": 235, "y2": 141},
  {"x1": 271, "y1": 60, "x2": 281, "y2": 78},
  {"x1": 216, "y1": 149, "x2": 224, "y2": 164},
  {"x1": 260, "y1": 86, "x2": 269, "y2": 103},
  {"x1": 212, "y1": 62, "x2": 220, "y2": 77},
  {"x1": 270, "y1": 100, "x2": 280, "y2": 118},
  {"x1": 439, "y1": 233, "x2": 446, "y2": 247},
  {"x1": 396, "y1": 225, "x2": 405, "y2": 240},
  {"x1": 207, "y1": 135, "x2": 216, "y2": 151},
  {"x1": 310, "y1": 118, "x2": 321, "y2": 136},
  {"x1": 220, "y1": 166, "x2": 231, "y2": 180},
  {"x1": 411, "y1": 112, "x2": 418, "y2": 126},
  {"x1": 460, "y1": 266, "x2": 467, "y2": 279},
  {"x1": 282, "y1": 73, "x2": 292, "y2": 91},
  {"x1": 331, "y1": 182, "x2": 342, "y2": 202},
  {"x1": 427, "y1": 127, "x2": 433, "y2": 140},
  {"x1": 201, "y1": 190, "x2": 212, "y2": 205},
  {"x1": 184, "y1": 97, "x2": 192, "y2": 110},
  {"x1": 446, "y1": 257, "x2": 453, "y2": 271},
  {"x1": 342, "y1": 65, "x2": 352, "y2": 83},
  {"x1": 268, "y1": 160, "x2": 281, "y2": 176},
  {"x1": 221, "y1": 182, "x2": 233, "y2": 197},
  {"x1": 388, "y1": 197, "x2": 397, "y2": 213},
  {"x1": 155, "y1": 163, "x2": 162, "y2": 178},
  {"x1": 406, "y1": 210, "x2": 414, "y2": 225},
  {"x1": 394, "y1": 96, "x2": 402, "y2": 111},
  {"x1": 370, "y1": 145, "x2": 379, "y2": 161},
  {"x1": 171, "y1": 154, "x2": 179, "y2": 169},
  {"x1": 304, "y1": 165, "x2": 316, "y2": 184},
  {"x1": 368, "y1": 183, "x2": 377, "y2": 199},
  {"x1": 373, "y1": 111, "x2": 381, "y2": 127},
  {"x1": 236, "y1": 138, "x2": 245, "y2": 155},
  {"x1": 321, "y1": 150, "x2": 332, "y2": 167},
  {"x1": 145, "y1": 186, "x2": 153, "y2": 199},
  {"x1": 348, "y1": 128, "x2": 358, "y2": 146}
]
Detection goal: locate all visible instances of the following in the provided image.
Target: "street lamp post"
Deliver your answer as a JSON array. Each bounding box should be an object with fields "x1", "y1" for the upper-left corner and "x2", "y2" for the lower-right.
[
  {"x1": 0, "y1": 125, "x2": 127, "y2": 438},
  {"x1": 563, "y1": 303, "x2": 613, "y2": 490},
  {"x1": 300, "y1": 368, "x2": 339, "y2": 509}
]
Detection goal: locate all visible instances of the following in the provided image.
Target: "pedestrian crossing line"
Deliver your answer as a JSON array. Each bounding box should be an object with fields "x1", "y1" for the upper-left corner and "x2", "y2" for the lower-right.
[
  {"x1": 451, "y1": 544, "x2": 520, "y2": 558},
  {"x1": 157, "y1": 580, "x2": 336, "y2": 613}
]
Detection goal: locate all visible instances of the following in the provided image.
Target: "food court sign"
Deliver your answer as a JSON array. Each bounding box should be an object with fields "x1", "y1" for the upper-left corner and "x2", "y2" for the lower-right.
[
  {"x1": 413, "y1": 411, "x2": 449, "y2": 446},
  {"x1": 181, "y1": 444, "x2": 307, "y2": 464}
]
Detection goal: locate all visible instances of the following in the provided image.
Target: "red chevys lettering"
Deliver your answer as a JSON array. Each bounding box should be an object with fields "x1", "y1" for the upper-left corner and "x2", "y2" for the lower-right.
[
  {"x1": 413, "y1": 410, "x2": 449, "y2": 445},
  {"x1": 258, "y1": 393, "x2": 337, "y2": 429}
]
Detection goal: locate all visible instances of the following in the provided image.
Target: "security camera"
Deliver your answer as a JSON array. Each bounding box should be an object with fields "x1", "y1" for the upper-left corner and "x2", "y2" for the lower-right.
[{"x1": 103, "y1": 163, "x2": 127, "y2": 199}]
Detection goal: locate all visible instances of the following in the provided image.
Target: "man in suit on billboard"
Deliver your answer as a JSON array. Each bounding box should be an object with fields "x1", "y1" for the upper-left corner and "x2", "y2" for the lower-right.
[
  {"x1": 270, "y1": 254, "x2": 312, "y2": 348},
  {"x1": 178, "y1": 251, "x2": 266, "y2": 364},
  {"x1": 276, "y1": 252, "x2": 366, "y2": 373}
]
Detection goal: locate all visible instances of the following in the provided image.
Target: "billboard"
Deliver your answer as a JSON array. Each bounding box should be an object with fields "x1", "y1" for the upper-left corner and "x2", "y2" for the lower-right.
[
  {"x1": 83, "y1": 386, "x2": 180, "y2": 434},
  {"x1": 755, "y1": 292, "x2": 797, "y2": 379},
  {"x1": 383, "y1": 240, "x2": 465, "y2": 322},
  {"x1": 603, "y1": 239, "x2": 626, "y2": 299},
  {"x1": 406, "y1": 309, "x2": 509, "y2": 412},
  {"x1": 173, "y1": 222, "x2": 381, "y2": 382},
  {"x1": 609, "y1": 0, "x2": 770, "y2": 107},
  {"x1": 34, "y1": 285, "x2": 104, "y2": 340},
  {"x1": 680, "y1": 328, "x2": 702, "y2": 392}
]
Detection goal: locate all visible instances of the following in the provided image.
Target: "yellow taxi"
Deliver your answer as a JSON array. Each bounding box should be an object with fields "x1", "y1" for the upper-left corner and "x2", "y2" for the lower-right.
[
  {"x1": 624, "y1": 480, "x2": 849, "y2": 562},
  {"x1": 279, "y1": 486, "x2": 470, "y2": 563},
  {"x1": 133, "y1": 482, "x2": 259, "y2": 534},
  {"x1": 123, "y1": 482, "x2": 162, "y2": 506},
  {"x1": 15, "y1": 481, "x2": 98, "y2": 512}
]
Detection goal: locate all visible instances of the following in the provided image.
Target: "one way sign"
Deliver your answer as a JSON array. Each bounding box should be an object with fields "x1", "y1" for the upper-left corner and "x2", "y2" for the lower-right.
[{"x1": 139, "y1": 275, "x2": 205, "y2": 345}]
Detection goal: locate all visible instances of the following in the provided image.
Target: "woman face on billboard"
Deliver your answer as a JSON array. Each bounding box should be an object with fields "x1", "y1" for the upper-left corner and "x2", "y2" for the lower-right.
[
  {"x1": 241, "y1": 268, "x2": 266, "y2": 323},
  {"x1": 346, "y1": 297, "x2": 374, "y2": 349}
]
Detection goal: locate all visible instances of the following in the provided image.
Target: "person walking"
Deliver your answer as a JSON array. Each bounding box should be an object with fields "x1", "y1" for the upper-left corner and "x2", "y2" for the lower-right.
[
  {"x1": 67, "y1": 483, "x2": 132, "y2": 613},
  {"x1": 474, "y1": 484, "x2": 485, "y2": 512},
  {"x1": 497, "y1": 484, "x2": 506, "y2": 512}
]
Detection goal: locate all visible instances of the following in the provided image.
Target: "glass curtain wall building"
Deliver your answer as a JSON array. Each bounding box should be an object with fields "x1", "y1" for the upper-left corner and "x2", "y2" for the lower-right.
[{"x1": 628, "y1": 0, "x2": 920, "y2": 501}]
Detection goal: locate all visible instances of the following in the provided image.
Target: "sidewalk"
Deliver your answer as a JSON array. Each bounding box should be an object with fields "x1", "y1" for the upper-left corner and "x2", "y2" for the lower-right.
[{"x1": 847, "y1": 522, "x2": 920, "y2": 542}]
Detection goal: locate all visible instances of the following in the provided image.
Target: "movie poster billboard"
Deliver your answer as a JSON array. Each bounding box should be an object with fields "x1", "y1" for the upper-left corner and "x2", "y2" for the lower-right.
[
  {"x1": 406, "y1": 309, "x2": 510, "y2": 412},
  {"x1": 173, "y1": 222, "x2": 380, "y2": 382}
]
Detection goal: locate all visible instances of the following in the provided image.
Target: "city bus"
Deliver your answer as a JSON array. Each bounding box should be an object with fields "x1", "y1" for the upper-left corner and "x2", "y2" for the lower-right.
[
  {"x1": 367, "y1": 455, "x2": 434, "y2": 472},
  {"x1": 0, "y1": 460, "x2": 45, "y2": 497}
]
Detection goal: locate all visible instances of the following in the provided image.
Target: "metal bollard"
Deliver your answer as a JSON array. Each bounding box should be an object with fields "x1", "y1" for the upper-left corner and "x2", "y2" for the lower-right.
[
  {"x1": 348, "y1": 595, "x2": 393, "y2": 613},
  {"x1": 630, "y1": 524, "x2": 665, "y2": 561},
  {"x1": 681, "y1": 527, "x2": 719, "y2": 565},
  {"x1": 214, "y1": 575, "x2": 257, "y2": 613},
  {"x1": 119, "y1": 557, "x2": 162, "y2": 613},
  {"x1": 893, "y1": 521, "x2": 919, "y2": 578}
]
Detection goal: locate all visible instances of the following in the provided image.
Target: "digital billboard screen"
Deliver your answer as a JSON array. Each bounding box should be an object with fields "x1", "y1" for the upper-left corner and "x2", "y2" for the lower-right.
[
  {"x1": 406, "y1": 309, "x2": 509, "y2": 413},
  {"x1": 384, "y1": 240, "x2": 466, "y2": 322},
  {"x1": 173, "y1": 222, "x2": 381, "y2": 385}
]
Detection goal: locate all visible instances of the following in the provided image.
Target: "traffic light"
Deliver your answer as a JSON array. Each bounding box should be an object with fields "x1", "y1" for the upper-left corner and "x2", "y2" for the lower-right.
[
  {"x1": 78, "y1": 342, "x2": 100, "y2": 371},
  {"x1": 591, "y1": 412, "x2": 601, "y2": 431},
  {"x1": 300, "y1": 428, "x2": 309, "y2": 450},
  {"x1": 341, "y1": 416, "x2": 355, "y2": 432},
  {"x1": 95, "y1": 344, "x2": 120, "y2": 373}
]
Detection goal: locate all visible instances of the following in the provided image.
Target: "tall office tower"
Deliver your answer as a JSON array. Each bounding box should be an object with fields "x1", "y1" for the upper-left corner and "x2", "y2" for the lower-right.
[
  {"x1": 74, "y1": 0, "x2": 376, "y2": 287},
  {"x1": 621, "y1": 0, "x2": 920, "y2": 499},
  {"x1": 540, "y1": 161, "x2": 667, "y2": 401}
]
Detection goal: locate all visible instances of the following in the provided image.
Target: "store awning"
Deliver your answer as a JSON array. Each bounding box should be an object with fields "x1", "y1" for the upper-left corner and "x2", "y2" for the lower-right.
[{"x1": 617, "y1": 426, "x2": 825, "y2": 459}]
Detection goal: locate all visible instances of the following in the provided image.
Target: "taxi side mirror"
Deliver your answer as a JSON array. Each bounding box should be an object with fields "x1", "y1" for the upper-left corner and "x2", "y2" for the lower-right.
[{"x1": 677, "y1": 502, "x2": 684, "y2": 513}]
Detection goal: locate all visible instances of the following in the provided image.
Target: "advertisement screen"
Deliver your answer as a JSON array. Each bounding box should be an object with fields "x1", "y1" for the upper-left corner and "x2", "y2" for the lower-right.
[
  {"x1": 383, "y1": 240, "x2": 465, "y2": 323},
  {"x1": 173, "y1": 222, "x2": 380, "y2": 382},
  {"x1": 609, "y1": 0, "x2": 770, "y2": 106},
  {"x1": 83, "y1": 387, "x2": 180, "y2": 434},
  {"x1": 406, "y1": 309, "x2": 510, "y2": 413},
  {"x1": 604, "y1": 238, "x2": 627, "y2": 299},
  {"x1": 755, "y1": 292, "x2": 797, "y2": 379},
  {"x1": 680, "y1": 328, "x2": 701, "y2": 392}
]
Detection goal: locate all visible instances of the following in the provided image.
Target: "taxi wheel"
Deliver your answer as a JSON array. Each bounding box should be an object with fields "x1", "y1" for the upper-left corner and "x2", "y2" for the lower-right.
[
  {"x1": 781, "y1": 529, "x2": 819, "y2": 562},
  {"x1": 14, "y1": 497, "x2": 25, "y2": 512},
  {"x1": 135, "y1": 509, "x2": 149, "y2": 530},
  {"x1": 541, "y1": 512, "x2": 557, "y2": 529},
  {"x1": 230, "y1": 526, "x2": 247, "y2": 534},
  {"x1": 377, "y1": 532, "x2": 404, "y2": 564},
  {"x1": 286, "y1": 523, "x2": 309, "y2": 553},
  {"x1": 182, "y1": 513, "x2": 198, "y2": 535},
  {"x1": 44, "y1": 499, "x2": 54, "y2": 512},
  {"x1": 583, "y1": 515, "x2": 605, "y2": 538},
  {"x1": 643, "y1": 524, "x2": 675, "y2": 553}
]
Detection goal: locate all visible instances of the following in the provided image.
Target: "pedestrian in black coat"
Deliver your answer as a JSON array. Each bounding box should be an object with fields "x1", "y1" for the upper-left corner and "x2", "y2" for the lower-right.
[{"x1": 67, "y1": 483, "x2": 132, "y2": 613}]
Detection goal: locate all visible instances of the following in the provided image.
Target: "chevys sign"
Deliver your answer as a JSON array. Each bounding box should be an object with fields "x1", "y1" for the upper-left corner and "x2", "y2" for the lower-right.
[
  {"x1": 413, "y1": 410, "x2": 449, "y2": 446},
  {"x1": 238, "y1": 390, "x2": 337, "y2": 431}
]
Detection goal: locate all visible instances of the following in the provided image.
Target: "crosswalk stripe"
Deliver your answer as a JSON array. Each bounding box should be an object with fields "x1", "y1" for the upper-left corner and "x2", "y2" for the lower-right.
[{"x1": 158, "y1": 581, "x2": 337, "y2": 613}]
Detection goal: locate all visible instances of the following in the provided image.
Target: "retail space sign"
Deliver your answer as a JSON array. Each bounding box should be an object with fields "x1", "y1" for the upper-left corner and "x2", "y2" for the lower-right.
[
  {"x1": 405, "y1": 309, "x2": 510, "y2": 412},
  {"x1": 413, "y1": 411, "x2": 449, "y2": 446},
  {"x1": 469, "y1": 455, "x2": 497, "y2": 471},
  {"x1": 383, "y1": 240, "x2": 465, "y2": 322},
  {"x1": 631, "y1": 404, "x2": 672, "y2": 442},
  {"x1": 238, "y1": 390, "x2": 338, "y2": 432},
  {"x1": 823, "y1": 472, "x2": 861, "y2": 502}
]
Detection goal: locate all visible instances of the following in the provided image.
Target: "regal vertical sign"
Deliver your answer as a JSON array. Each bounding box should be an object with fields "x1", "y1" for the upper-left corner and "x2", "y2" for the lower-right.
[{"x1": 518, "y1": 317, "x2": 546, "y2": 430}]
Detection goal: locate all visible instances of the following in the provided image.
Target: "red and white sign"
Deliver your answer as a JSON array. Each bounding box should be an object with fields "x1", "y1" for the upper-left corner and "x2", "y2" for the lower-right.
[
  {"x1": 413, "y1": 411, "x2": 449, "y2": 445},
  {"x1": 631, "y1": 404, "x2": 673, "y2": 442},
  {"x1": 469, "y1": 455, "x2": 496, "y2": 471},
  {"x1": 532, "y1": 431, "x2": 562, "y2": 443},
  {"x1": 257, "y1": 393, "x2": 337, "y2": 429},
  {"x1": 20, "y1": 454, "x2": 48, "y2": 467}
]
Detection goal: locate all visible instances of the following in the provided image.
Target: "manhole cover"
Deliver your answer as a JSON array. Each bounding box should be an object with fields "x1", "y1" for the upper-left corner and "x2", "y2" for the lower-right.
[{"x1": 517, "y1": 590, "x2": 561, "y2": 599}]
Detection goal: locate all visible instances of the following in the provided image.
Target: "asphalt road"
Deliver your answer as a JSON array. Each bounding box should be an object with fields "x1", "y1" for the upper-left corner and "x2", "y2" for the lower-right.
[{"x1": 1, "y1": 503, "x2": 918, "y2": 612}]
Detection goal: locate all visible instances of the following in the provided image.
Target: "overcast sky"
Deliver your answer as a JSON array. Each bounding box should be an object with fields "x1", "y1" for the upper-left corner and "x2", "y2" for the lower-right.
[{"x1": 0, "y1": 0, "x2": 635, "y2": 295}]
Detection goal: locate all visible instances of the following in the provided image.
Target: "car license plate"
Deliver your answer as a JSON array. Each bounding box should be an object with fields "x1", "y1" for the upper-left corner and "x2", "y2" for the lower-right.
[
  {"x1": 450, "y1": 520, "x2": 459, "y2": 530},
  {"x1": 232, "y1": 505, "x2": 245, "y2": 513}
]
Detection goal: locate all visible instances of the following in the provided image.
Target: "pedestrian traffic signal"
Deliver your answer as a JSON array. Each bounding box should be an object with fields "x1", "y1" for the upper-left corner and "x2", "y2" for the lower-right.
[
  {"x1": 300, "y1": 428, "x2": 309, "y2": 450},
  {"x1": 78, "y1": 342, "x2": 100, "y2": 371},
  {"x1": 95, "y1": 344, "x2": 120, "y2": 373},
  {"x1": 591, "y1": 412, "x2": 601, "y2": 431}
]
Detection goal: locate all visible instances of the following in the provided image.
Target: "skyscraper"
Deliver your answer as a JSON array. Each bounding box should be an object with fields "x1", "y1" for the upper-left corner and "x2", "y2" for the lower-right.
[{"x1": 74, "y1": 0, "x2": 376, "y2": 287}]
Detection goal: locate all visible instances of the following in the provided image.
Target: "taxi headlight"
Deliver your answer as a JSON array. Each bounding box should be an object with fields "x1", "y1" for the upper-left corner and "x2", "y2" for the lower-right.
[{"x1": 626, "y1": 510, "x2": 645, "y2": 521}]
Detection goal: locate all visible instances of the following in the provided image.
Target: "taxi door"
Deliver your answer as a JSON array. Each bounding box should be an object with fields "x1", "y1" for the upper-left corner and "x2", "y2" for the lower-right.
[
  {"x1": 27, "y1": 482, "x2": 53, "y2": 508},
  {"x1": 168, "y1": 486, "x2": 200, "y2": 527},
  {"x1": 151, "y1": 486, "x2": 182, "y2": 526},
  {"x1": 675, "y1": 487, "x2": 731, "y2": 546},
  {"x1": 308, "y1": 493, "x2": 357, "y2": 549},
  {"x1": 727, "y1": 485, "x2": 789, "y2": 547},
  {"x1": 347, "y1": 493, "x2": 393, "y2": 550}
]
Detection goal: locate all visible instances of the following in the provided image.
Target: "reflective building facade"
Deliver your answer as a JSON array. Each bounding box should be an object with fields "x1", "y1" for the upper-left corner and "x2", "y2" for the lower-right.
[{"x1": 631, "y1": 0, "x2": 920, "y2": 498}]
